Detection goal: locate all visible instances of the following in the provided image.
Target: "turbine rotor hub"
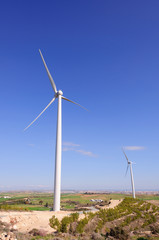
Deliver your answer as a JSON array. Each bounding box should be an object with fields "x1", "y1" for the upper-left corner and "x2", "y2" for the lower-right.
[{"x1": 56, "y1": 90, "x2": 63, "y2": 97}]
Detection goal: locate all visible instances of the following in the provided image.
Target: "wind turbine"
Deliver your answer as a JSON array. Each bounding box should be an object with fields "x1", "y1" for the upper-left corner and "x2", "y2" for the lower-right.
[
  {"x1": 24, "y1": 50, "x2": 87, "y2": 211},
  {"x1": 122, "y1": 148, "x2": 136, "y2": 198}
]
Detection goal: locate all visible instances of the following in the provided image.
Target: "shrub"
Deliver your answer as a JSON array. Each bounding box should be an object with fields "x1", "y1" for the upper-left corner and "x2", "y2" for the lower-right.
[
  {"x1": 49, "y1": 215, "x2": 60, "y2": 232},
  {"x1": 60, "y1": 216, "x2": 70, "y2": 233},
  {"x1": 142, "y1": 213, "x2": 156, "y2": 227},
  {"x1": 120, "y1": 216, "x2": 132, "y2": 227},
  {"x1": 60, "y1": 213, "x2": 79, "y2": 233},
  {"x1": 49, "y1": 212, "x2": 79, "y2": 233},
  {"x1": 109, "y1": 227, "x2": 128, "y2": 240},
  {"x1": 29, "y1": 228, "x2": 46, "y2": 236},
  {"x1": 76, "y1": 217, "x2": 89, "y2": 233},
  {"x1": 70, "y1": 212, "x2": 79, "y2": 222}
]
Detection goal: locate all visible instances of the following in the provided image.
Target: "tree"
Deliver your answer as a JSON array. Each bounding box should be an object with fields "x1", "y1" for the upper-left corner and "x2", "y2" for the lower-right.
[
  {"x1": 45, "y1": 202, "x2": 48, "y2": 207},
  {"x1": 39, "y1": 200, "x2": 43, "y2": 205}
]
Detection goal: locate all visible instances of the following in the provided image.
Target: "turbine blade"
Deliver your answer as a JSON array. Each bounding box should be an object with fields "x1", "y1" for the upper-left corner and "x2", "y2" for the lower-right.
[
  {"x1": 24, "y1": 97, "x2": 56, "y2": 131},
  {"x1": 122, "y1": 148, "x2": 129, "y2": 164},
  {"x1": 62, "y1": 96, "x2": 88, "y2": 111},
  {"x1": 39, "y1": 49, "x2": 57, "y2": 93},
  {"x1": 125, "y1": 164, "x2": 129, "y2": 176}
]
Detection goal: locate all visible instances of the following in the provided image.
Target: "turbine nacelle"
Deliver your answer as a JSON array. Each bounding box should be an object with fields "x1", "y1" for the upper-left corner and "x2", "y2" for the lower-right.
[{"x1": 55, "y1": 90, "x2": 63, "y2": 98}]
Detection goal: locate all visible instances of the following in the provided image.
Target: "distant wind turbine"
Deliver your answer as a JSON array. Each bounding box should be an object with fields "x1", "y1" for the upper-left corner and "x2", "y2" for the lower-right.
[
  {"x1": 122, "y1": 148, "x2": 136, "y2": 198},
  {"x1": 24, "y1": 50, "x2": 87, "y2": 211}
]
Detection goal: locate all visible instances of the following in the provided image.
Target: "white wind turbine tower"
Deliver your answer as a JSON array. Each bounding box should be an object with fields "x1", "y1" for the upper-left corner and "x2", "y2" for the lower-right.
[
  {"x1": 24, "y1": 50, "x2": 87, "y2": 211},
  {"x1": 122, "y1": 148, "x2": 136, "y2": 198}
]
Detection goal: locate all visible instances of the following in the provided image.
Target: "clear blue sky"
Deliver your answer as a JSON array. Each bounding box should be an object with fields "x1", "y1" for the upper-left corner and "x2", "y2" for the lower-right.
[{"x1": 0, "y1": 0, "x2": 159, "y2": 191}]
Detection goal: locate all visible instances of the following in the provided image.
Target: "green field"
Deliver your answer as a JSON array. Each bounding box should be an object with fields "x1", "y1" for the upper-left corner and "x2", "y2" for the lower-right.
[{"x1": 0, "y1": 192, "x2": 158, "y2": 211}]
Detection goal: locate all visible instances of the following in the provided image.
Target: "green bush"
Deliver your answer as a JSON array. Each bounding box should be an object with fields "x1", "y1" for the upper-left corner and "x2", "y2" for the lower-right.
[
  {"x1": 49, "y1": 215, "x2": 60, "y2": 232},
  {"x1": 60, "y1": 216, "x2": 70, "y2": 232},
  {"x1": 49, "y1": 212, "x2": 79, "y2": 233},
  {"x1": 70, "y1": 212, "x2": 79, "y2": 222},
  {"x1": 76, "y1": 217, "x2": 89, "y2": 233}
]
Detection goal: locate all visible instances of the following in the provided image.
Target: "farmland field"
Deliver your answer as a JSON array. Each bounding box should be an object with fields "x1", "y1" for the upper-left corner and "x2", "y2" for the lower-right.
[{"x1": 0, "y1": 191, "x2": 159, "y2": 211}]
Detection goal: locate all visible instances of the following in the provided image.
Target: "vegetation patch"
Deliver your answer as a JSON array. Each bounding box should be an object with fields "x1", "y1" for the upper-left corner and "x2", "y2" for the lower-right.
[{"x1": 49, "y1": 197, "x2": 159, "y2": 239}]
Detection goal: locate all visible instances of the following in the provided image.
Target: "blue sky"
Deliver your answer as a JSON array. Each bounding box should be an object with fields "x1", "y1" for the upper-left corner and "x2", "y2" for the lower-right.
[{"x1": 0, "y1": 0, "x2": 159, "y2": 191}]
